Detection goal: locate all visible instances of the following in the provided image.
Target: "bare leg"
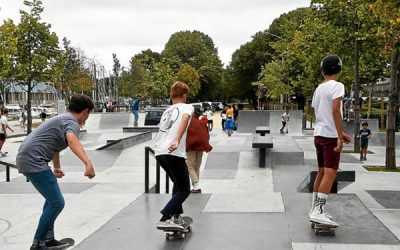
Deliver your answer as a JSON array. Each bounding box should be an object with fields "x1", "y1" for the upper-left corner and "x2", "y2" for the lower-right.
[
  {"x1": 317, "y1": 168, "x2": 337, "y2": 194},
  {"x1": 313, "y1": 168, "x2": 324, "y2": 192}
]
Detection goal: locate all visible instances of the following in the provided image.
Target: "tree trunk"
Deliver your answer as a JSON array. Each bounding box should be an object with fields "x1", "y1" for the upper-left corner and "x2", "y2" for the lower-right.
[
  {"x1": 27, "y1": 81, "x2": 33, "y2": 134},
  {"x1": 367, "y1": 82, "x2": 373, "y2": 119},
  {"x1": 353, "y1": 38, "x2": 361, "y2": 152},
  {"x1": 385, "y1": 41, "x2": 399, "y2": 169},
  {"x1": 380, "y1": 92, "x2": 385, "y2": 130}
]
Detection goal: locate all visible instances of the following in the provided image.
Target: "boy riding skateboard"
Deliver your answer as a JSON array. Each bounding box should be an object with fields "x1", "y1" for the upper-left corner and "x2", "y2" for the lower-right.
[
  {"x1": 17, "y1": 95, "x2": 96, "y2": 250},
  {"x1": 154, "y1": 81, "x2": 194, "y2": 231},
  {"x1": 308, "y1": 55, "x2": 351, "y2": 228}
]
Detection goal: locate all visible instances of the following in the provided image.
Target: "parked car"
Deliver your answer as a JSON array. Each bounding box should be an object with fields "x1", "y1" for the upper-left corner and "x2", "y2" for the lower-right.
[
  {"x1": 189, "y1": 102, "x2": 213, "y2": 112},
  {"x1": 212, "y1": 102, "x2": 224, "y2": 111},
  {"x1": 144, "y1": 108, "x2": 166, "y2": 126}
]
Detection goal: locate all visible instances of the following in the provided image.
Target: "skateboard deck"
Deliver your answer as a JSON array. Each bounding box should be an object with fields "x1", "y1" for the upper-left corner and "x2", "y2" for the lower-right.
[
  {"x1": 59, "y1": 238, "x2": 75, "y2": 249},
  {"x1": 311, "y1": 222, "x2": 337, "y2": 235},
  {"x1": 163, "y1": 216, "x2": 193, "y2": 240}
]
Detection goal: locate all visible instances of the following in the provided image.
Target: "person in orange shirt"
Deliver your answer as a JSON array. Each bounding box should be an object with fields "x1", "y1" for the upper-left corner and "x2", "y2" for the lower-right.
[{"x1": 226, "y1": 105, "x2": 234, "y2": 117}]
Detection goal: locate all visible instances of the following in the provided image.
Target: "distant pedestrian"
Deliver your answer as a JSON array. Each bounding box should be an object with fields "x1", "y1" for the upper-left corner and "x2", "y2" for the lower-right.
[
  {"x1": 40, "y1": 110, "x2": 47, "y2": 123},
  {"x1": 205, "y1": 108, "x2": 214, "y2": 131},
  {"x1": 186, "y1": 108, "x2": 213, "y2": 193},
  {"x1": 153, "y1": 81, "x2": 193, "y2": 231},
  {"x1": 0, "y1": 108, "x2": 14, "y2": 157},
  {"x1": 221, "y1": 107, "x2": 227, "y2": 131},
  {"x1": 224, "y1": 115, "x2": 235, "y2": 137},
  {"x1": 130, "y1": 97, "x2": 141, "y2": 127},
  {"x1": 200, "y1": 112, "x2": 208, "y2": 125},
  {"x1": 258, "y1": 83, "x2": 268, "y2": 110},
  {"x1": 19, "y1": 112, "x2": 26, "y2": 132},
  {"x1": 226, "y1": 104, "x2": 233, "y2": 117},
  {"x1": 16, "y1": 95, "x2": 96, "y2": 250},
  {"x1": 359, "y1": 121, "x2": 371, "y2": 161},
  {"x1": 280, "y1": 109, "x2": 290, "y2": 134},
  {"x1": 233, "y1": 104, "x2": 239, "y2": 130}
]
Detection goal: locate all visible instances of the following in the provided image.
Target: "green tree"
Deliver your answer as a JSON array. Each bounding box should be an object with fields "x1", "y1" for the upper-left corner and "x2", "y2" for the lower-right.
[
  {"x1": 0, "y1": 20, "x2": 18, "y2": 105},
  {"x1": 174, "y1": 64, "x2": 200, "y2": 98},
  {"x1": 14, "y1": 0, "x2": 60, "y2": 133},
  {"x1": 148, "y1": 61, "x2": 173, "y2": 98},
  {"x1": 112, "y1": 53, "x2": 121, "y2": 105},
  {"x1": 162, "y1": 30, "x2": 223, "y2": 99},
  {"x1": 370, "y1": 0, "x2": 400, "y2": 169}
]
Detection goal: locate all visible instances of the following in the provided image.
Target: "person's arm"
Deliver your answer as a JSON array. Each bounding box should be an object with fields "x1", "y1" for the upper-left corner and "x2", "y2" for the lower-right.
[
  {"x1": 368, "y1": 130, "x2": 372, "y2": 139},
  {"x1": 332, "y1": 97, "x2": 344, "y2": 152},
  {"x1": 6, "y1": 124, "x2": 13, "y2": 133},
  {"x1": 52, "y1": 152, "x2": 64, "y2": 178},
  {"x1": 169, "y1": 114, "x2": 191, "y2": 153},
  {"x1": 66, "y1": 132, "x2": 95, "y2": 179}
]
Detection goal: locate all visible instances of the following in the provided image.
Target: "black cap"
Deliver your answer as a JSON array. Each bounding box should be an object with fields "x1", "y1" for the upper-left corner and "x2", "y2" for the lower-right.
[{"x1": 321, "y1": 55, "x2": 342, "y2": 76}]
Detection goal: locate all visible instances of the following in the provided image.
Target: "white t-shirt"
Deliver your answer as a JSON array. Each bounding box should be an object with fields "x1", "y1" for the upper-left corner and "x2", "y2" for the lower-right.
[
  {"x1": 312, "y1": 80, "x2": 345, "y2": 138},
  {"x1": 0, "y1": 116, "x2": 8, "y2": 134},
  {"x1": 153, "y1": 103, "x2": 194, "y2": 158},
  {"x1": 282, "y1": 112, "x2": 290, "y2": 122},
  {"x1": 206, "y1": 110, "x2": 213, "y2": 120}
]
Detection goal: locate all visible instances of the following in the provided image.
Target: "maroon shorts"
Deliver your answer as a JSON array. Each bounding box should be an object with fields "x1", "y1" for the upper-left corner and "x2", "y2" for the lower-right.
[{"x1": 314, "y1": 136, "x2": 341, "y2": 170}]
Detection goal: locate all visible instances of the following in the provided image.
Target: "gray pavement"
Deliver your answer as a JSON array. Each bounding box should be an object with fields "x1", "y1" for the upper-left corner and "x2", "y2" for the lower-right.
[{"x1": 1, "y1": 111, "x2": 400, "y2": 250}]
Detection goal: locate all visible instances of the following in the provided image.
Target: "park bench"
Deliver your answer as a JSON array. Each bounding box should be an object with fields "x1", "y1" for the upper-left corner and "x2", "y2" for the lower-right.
[
  {"x1": 255, "y1": 126, "x2": 270, "y2": 136},
  {"x1": 252, "y1": 135, "x2": 273, "y2": 168}
]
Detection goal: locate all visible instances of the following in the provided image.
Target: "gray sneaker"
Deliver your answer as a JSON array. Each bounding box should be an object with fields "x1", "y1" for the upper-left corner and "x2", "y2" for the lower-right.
[
  {"x1": 157, "y1": 219, "x2": 184, "y2": 230},
  {"x1": 173, "y1": 215, "x2": 184, "y2": 225}
]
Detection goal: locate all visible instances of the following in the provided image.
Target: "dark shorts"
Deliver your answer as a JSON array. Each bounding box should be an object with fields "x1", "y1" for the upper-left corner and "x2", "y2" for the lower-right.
[
  {"x1": 314, "y1": 136, "x2": 341, "y2": 170},
  {"x1": 0, "y1": 133, "x2": 6, "y2": 141},
  {"x1": 208, "y1": 120, "x2": 213, "y2": 124},
  {"x1": 259, "y1": 97, "x2": 266, "y2": 103},
  {"x1": 361, "y1": 140, "x2": 369, "y2": 149}
]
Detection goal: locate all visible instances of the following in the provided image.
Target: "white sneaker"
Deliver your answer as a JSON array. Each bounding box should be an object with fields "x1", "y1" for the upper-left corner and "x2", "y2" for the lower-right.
[
  {"x1": 157, "y1": 219, "x2": 184, "y2": 230},
  {"x1": 309, "y1": 212, "x2": 339, "y2": 227},
  {"x1": 173, "y1": 215, "x2": 184, "y2": 225},
  {"x1": 308, "y1": 209, "x2": 333, "y2": 220}
]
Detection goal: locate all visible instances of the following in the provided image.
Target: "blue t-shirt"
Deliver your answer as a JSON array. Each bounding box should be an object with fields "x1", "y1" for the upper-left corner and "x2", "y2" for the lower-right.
[{"x1": 16, "y1": 113, "x2": 80, "y2": 173}]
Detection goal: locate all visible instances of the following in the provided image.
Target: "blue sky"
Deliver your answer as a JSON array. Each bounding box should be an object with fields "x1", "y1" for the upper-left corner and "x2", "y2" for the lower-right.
[{"x1": 1, "y1": 0, "x2": 310, "y2": 70}]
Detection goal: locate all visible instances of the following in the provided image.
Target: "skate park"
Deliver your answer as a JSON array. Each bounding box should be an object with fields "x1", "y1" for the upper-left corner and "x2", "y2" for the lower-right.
[{"x1": 1, "y1": 111, "x2": 400, "y2": 250}]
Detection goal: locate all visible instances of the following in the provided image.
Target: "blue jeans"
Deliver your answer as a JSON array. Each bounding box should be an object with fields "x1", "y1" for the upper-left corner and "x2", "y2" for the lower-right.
[
  {"x1": 132, "y1": 110, "x2": 139, "y2": 124},
  {"x1": 24, "y1": 169, "x2": 65, "y2": 246},
  {"x1": 156, "y1": 155, "x2": 190, "y2": 217}
]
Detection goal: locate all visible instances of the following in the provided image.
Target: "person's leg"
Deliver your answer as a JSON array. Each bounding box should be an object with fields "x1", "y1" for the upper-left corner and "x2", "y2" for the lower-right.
[
  {"x1": 186, "y1": 151, "x2": 198, "y2": 188},
  {"x1": 160, "y1": 156, "x2": 190, "y2": 216},
  {"x1": 280, "y1": 122, "x2": 285, "y2": 132},
  {"x1": 210, "y1": 120, "x2": 213, "y2": 131},
  {"x1": 222, "y1": 119, "x2": 225, "y2": 131},
  {"x1": 25, "y1": 170, "x2": 65, "y2": 247},
  {"x1": 364, "y1": 145, "x2": 368, "y2": 160},
  {"x1": 0, "y1": 136, "x2": 5, "y2": 152},
  {"x1": 133, "y1": 110, "x2": 139, "y2": 125},
  {"x1": 310, "y1": 137, "x2": 340, "y2": 226},
  {"x1": 192, "y1": 152, "x2": 203, "y2": 192}
]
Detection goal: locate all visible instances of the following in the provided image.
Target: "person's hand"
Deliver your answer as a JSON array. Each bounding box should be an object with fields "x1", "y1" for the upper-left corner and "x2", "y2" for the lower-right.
[
  {"x1": 334, "y1": 138, "x2": 344, "y2": 152},
  {"x1": 343, "y1": 133, "x2": 351, "y2": 144},
  {"x1": 54, "y1": 168, "x2": 65, "y2": 178},
  {"x1": 84, "y1": 163, "x2": 96, "y2": 179},
  {"x1": 168, "y1": 139, "x2": 179, "y2": 153}
]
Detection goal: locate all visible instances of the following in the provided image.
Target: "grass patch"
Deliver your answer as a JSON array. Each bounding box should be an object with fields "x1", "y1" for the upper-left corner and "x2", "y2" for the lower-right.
[
  {"x1": 342, "y1": 149, "x2": 374, "y2": 154},
  {"x1": 364, "y1": 166, "x2": 400, "y2": 172}
]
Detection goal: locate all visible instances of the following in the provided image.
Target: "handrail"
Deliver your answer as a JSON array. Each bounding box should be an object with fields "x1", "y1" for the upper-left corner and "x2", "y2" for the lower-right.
[
  {"x1": 144, "y1": 146, "x2": 169, "y2": 194},
  {"x1": 1, "y1": 161, "x2": 29, "y2": 182}
]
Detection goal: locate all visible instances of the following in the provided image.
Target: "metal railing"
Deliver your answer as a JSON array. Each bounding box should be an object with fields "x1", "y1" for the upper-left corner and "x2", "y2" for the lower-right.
[
  {"x1": 144, "y1": 146, "x2": 169, "y2": 194},
  {"x1": 2, "y1": 162, "x2": 29, "y2": 182}
]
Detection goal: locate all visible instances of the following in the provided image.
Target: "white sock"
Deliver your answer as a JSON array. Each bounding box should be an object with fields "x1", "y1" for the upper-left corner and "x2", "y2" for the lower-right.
[
  {"x1": 311, "y1": 192, "x2": 317, "y2": 208},
  {"x1": 315, "y1": 193, "x2": 328, "y2": 214}
]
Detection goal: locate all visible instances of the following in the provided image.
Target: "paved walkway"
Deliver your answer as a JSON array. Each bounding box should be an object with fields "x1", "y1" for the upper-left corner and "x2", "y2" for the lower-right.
[{"x1": 0, "y1": 112, "x2": 400, "y2": 249}]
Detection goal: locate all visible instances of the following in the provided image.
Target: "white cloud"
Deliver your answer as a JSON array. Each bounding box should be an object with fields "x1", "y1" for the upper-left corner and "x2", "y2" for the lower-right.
[{"x1": 0, "y1": 0, "x2": 310, "y2": 70}]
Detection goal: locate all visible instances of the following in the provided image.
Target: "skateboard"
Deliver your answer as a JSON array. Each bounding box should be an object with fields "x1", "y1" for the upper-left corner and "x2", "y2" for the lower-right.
[
  {"x1": 163, "y1": 216, "x2": 193, "y2": 240},
  {"x1": 59, "y1": 238, "x2": 75, "y2": 249},
  {"x1": 311, "y1": 222, "x2": 337, "y2": 235}
]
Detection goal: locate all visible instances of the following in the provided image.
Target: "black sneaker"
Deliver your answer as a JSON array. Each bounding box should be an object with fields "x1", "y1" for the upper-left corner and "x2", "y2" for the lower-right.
[
  {"x1": 45, "y1": 239, "x2": 69, "y2": 249},
  {"x1": 30, "y1": 244, "x2": 49, "y2": 250}
]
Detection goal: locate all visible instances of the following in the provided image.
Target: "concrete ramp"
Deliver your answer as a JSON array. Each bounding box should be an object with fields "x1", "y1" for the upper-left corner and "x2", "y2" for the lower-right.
[
  {"x1": 238, "y1": 110, "x2": 303, "y2": 134},
  {"x1": 99, "y1": 113, "x2": 131, "y2": 129}
]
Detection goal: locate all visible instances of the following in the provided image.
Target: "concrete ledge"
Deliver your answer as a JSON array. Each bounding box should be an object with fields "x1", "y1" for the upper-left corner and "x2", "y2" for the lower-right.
[
  {"x1": 97, "y1": 132, "x2": 152, "y2": 150},
  {"x1": 123, "y1": 126, "x2": 159, "y2": 133},
  {"x1": 298, "y1": 170, "x2": 356, "y2": 193}
]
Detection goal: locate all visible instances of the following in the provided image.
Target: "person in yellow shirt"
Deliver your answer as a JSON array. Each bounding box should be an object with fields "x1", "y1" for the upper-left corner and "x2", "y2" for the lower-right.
[{"x1": 226, "y1": 105, "x2": 234, "y2": 117}]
